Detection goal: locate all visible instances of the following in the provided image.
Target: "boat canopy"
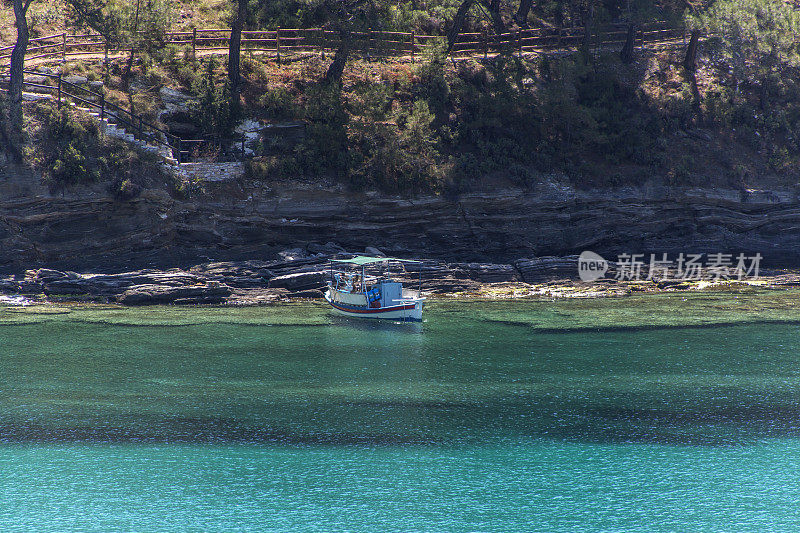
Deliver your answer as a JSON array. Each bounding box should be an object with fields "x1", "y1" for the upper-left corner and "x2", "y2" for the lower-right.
[{"x1": 331, "y1": 256, "x2": 421, "y2": 266}]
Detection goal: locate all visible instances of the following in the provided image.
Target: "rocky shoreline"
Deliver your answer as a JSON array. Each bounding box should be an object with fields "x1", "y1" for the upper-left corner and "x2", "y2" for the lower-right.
[{"x1": 2, "y1": 250, "x2": 799, "y2": 306}]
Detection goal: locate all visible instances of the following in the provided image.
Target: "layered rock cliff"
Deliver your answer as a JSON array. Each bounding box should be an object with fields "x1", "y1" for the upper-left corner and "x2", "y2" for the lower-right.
[{"x1": 1, "y1": 168, "x2": 799, "y2": 273}]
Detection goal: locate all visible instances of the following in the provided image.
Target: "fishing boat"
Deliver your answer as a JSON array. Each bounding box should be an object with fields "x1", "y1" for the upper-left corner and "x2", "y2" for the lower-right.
[{"x1": 324, "y1": 256, "x2": 426, "y2": 321}]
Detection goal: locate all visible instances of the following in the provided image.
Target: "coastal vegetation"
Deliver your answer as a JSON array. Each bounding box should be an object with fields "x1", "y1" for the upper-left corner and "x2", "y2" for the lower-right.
[
  {"x1": 2, "y1": 0, "x2": 800, "y2": 194},
  {"x1": 24, "y1": 102, "x2": 170, "y2": 196}
]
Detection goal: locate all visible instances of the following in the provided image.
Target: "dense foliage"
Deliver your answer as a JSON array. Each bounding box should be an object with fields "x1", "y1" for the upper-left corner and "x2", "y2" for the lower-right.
[
  {"x1": 7, "y1": 0, "x2": 800, "y2": 195},
  {"x1": 26, "y1": 104, "x2": 170, "y2": 197}
]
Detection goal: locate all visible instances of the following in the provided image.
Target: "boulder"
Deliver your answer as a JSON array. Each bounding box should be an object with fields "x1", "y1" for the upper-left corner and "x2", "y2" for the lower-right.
[
  {"x1": 25, "y1": 75, "x2": 47, "y2": 85},
  {"x1": 269, "y1": 271, "x2": 327, "y2": 291},
  {"x1": 277, "y1": 248, "x2": 310, "y2": 261},
  {"x1": 42, "y1": 279, "x2": 94, "y2": 295},
  {"x1": 80, "y1": 270, "x2": 202, "y2": 296},
  {"x1": 159, "y1": 86, "x2": 193, "y2": 105},
  {"x1": 189, "y1": 261, "x2": 274, "y2": 288},
  {"x1": 63, "y1": 75, "x2": 88, "y2": 86},
  {"x1": 33, "y1": 268, "x2": 69, "y2": 282},
  {"x1": 118, "y1": 282, "x2": 231, "y2": 305}
]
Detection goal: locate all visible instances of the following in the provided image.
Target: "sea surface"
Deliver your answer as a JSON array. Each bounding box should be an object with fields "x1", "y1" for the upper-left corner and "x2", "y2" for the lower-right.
[{"x1": 2, "y1": 290, "x2": 800, "y2": 532}]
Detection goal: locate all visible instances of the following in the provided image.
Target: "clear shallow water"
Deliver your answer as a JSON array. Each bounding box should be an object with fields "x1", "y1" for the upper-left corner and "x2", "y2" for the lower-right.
[{"x1": 2, "y1": 293, "x2": 800, "y2": 531}]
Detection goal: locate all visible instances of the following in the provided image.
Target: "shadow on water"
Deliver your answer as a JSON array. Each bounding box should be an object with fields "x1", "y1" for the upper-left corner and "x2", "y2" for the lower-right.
[
  {"x1": 4, "y1": 398, "x2": 800, "y2": 447},
  {"x1": 4, "y1": 300, "x2": 800, "y2": 448},
  {"x1": 481, "y1": 318, "x2": 800, "y2": 334},
  {"x1": 0, "y1": 416, "x2": 442, "y2": 446}
]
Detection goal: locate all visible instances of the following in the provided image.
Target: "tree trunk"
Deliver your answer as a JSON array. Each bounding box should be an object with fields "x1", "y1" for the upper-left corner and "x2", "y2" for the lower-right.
[
  {"x1": 687, "y1": 69, "x2": 703, "y2": 123},
  {"x1": 484, "y1": 0, "x2": 505, "y2": 36},
  {"x1": 581, "y1": 1, "x2": 594, "y2": 58},
  {"x1": 5, "y1": 0, "x2": 33, "y2": 162},
  {"x1": 229, "y1": 0, "x2": 247, "y2": 116},
  {"x1": 515, "y1": 0, "x2": 534, "y2": 27},
  {"x1": 447, "y1": 0, "x2": 475, "y2": 54},
  {"x1": 325, "y1": 25, "x2": 351, "y2": 84},
  {"x1": 682, "y1": 29, "x2": 700, "y2": 71},
  {"x1": 122, "y1": 0, "x2": 141, "y2": 93},
  {"x1": 620, "y1": 23, "x2": 636, "y2": 64}
]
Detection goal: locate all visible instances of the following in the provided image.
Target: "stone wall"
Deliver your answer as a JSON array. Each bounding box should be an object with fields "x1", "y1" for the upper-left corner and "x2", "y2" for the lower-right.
[{"x1": 178, "y1": 162, "x2": 245, "y2": 182}]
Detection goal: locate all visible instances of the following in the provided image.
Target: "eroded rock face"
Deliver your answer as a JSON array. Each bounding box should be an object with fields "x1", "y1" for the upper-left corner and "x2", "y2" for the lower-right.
[
  {"x1": 450, "y1": 263, "x2": 519, "y2": 283},
  {"x1": 1, "y1": 181, "x2": 800, "y2": 274},
  {"x1": 514, "y1": 257, "x2": 580, "y2": 283}
]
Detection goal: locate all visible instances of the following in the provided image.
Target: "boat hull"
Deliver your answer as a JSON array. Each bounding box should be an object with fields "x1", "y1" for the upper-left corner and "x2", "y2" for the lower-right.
[{"x1": 325, "y1": 292, "x2": 424, "y2": 321}]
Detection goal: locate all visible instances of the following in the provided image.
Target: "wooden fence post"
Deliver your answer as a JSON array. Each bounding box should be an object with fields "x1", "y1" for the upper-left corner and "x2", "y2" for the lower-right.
[
  {"x1": 276, "y1": 27, "x2": 281, "y2": 64},
  {"x1": 410, "y1": 31, "x2": 415, "y2": 62},
  {"x1": 483, "y1": 31, "x2": 488, "y2": 60},
  {"x1": 103, "y1": 39, "x2": 109, "y2": 80},
  {"x1": 368, "y1": 28, "x2": 373, "y2": 62},
  {"x1": 62, "y1": 33, "x2": 67, "y2": 60},
  {"x1": 176, "y1": 138, "x2": 182, "y2": 164},
  {"x1": 100, "y1": 92, "x2": 105, "y2": 120},
  {"x1": 192, "y1": 28, "x2": 197, "y2": 59},
  {"x1": 57, "y1": 73, "x2": 62, "y2": 108}
]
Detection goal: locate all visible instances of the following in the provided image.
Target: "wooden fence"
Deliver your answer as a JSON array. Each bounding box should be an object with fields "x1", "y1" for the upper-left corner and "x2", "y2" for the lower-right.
[
  {"x1": 0, "y1": 68, "x2": 184, "y2": 162},
  {"x1": 0, "y1": 22, "x2": 687, "y2": 67}
]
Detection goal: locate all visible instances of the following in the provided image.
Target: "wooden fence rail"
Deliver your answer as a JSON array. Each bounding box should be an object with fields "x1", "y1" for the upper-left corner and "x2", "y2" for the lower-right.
[
  {"x1": 0, "y1": 22, "x2": 689, "y2": 67},
  {"x1": 0, "y1": 69, "x2": 184, "y2": 162}
]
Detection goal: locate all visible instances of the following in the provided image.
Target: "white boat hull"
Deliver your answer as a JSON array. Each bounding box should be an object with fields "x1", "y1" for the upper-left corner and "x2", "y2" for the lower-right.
[{"x1": 325, "y1": 291, "x2": 424, "y2": 321}]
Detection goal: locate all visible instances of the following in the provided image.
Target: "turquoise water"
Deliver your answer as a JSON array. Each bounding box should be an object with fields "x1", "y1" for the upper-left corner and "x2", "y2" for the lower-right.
[{"x1": 2, "y1": 296, "x2": 800, "y2": 531}]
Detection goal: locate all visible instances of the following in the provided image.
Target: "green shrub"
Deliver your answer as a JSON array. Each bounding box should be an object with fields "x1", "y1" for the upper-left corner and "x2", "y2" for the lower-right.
[
  {"x1": 187, "y1": 57, "x2": 238, "y2": 136},
  {"x1": 35, "y1": 105, "x2": 101, "y2": 186},
  {"x1": 258, "y1": 87, "x2": 298, "y2": 120},
  {"x1": 30, "y1": 103, "x2": 168, "y2": 196}
]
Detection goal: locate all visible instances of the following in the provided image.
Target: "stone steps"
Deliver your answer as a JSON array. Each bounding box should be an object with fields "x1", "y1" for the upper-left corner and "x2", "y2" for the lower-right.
[
  {"x1": 13, "y1": 72, "x2": 240, "y2": 178},
  {"x1": 14, "y1": 86, "x2": 181, "y2": 167}
]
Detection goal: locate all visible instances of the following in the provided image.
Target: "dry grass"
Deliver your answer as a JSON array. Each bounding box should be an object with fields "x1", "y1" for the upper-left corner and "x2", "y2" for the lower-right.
[{"x1": 1, "y1": 0, "x2": 232, "y2": 48}]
